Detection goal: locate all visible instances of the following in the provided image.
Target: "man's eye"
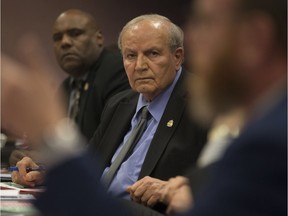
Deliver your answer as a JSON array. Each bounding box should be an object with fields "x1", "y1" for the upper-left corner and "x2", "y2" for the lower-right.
[
  {"x1": 149, "y1": 51, "x2": 159, "y2": 57},
  {"x1": 126, "y1": 54, "x2": 136, "y2": 59},
  {"x1": 53, "y1": 34, "x2": 62, "y2": 42},
  {"x1": 68, "y1": 29, "x2": 83, "y2": 37}
]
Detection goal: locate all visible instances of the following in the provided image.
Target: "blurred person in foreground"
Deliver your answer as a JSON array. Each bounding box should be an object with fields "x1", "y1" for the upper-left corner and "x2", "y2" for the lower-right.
[
  {"x1": 2, "y1": 41, "x2": 131, "y2": 216},
  {"x1": 156, "y1": 0, "x2": 287, "y2": 215},
  {"x1": 9, "y1": 9, "x2": 130, "y2": 166},
  {"x1": 2, "y1": 0, "x2": 286, "y2": 214}
]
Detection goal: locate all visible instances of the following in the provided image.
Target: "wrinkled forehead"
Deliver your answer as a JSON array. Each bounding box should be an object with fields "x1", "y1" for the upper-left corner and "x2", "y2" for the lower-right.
[
  {"x1": 122, "y1": 20, "x2": 170, "y2": 43},
  {"x1": 53, "y1": 13, "x2": 91, "y2": 33}
]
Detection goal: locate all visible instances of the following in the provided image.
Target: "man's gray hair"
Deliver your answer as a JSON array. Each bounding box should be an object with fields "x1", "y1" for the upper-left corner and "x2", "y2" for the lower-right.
[{"x1": 118, "y1": 14, "x2": 184, "y2": 52}]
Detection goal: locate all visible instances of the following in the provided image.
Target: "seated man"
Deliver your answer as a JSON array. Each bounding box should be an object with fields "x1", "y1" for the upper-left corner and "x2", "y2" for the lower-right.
[
  {"x1": 8, "y1": 9, "x2": 130, "y2": 166},
  {"x1": 11, "y1": 14, "x2": 207, "y2": 213},
  {"x1": 53, "y1": 9, "x2": 129, "y2": 141}
]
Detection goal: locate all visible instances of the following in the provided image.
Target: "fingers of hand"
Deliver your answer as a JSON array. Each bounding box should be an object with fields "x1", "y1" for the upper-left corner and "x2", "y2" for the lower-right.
[
  {"x1": 129, "y1": 177, "x2": 166, "y2": 206},
  {"x1": 11, "y1": 172, "x2": 18, "y2": 183},
  {"x1": 166, "y1": 204, "x2": 174, "y2": 215},
  {"x1": 166, "y1": 185, "x2": 193, "y2": 215},
  {"x1": 130, "y1": 181, "x2": 146, "y2": 203},
  {"x1": 16, "y1": 157, "x2": 32, "y2": 176},
  {"x1": 166, "y1": 197, "x2": 185, "y2": 215},
  {"x1": 160, "y1": 176, "x2": 189, "y2": 204},
  {"x1": 12, "y1": 157, "x2": 41, "y2": 187},
  {"x1": 146, "y1": 191, "x2": 161, "y2": 207},
  {"x1": 127, "y1": 178, "x2": 143, "y2": 194},
  {"x1": 11, "y1": 169, "x2": 35, "y2": 187},
  {"x1": 25, "y1": 171, "x2": 44, "y2": 185}
]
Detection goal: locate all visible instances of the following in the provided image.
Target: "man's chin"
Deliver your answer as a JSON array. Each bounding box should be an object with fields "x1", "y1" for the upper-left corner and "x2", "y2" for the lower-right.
[
  {"x1": 134, "y1": 86, "x2": 160, "y2": 101},
  {"x1": 62, "y1": 65, "x2": 84, "y2": 77}
]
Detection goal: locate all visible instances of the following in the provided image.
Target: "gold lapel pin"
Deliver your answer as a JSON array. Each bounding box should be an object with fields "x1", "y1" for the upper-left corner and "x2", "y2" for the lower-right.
[
  {"x1": 84, "y1": 83, "x2": 89, "y2": 91},
  {"x1": 167, "y1": 120, "x2": 174, "y2": 127}
]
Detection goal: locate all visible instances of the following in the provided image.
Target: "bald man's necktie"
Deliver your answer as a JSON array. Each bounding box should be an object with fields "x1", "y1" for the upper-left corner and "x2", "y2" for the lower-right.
[
  {"x1": 102, "y1": 106, "x2": 150, "y2": 188},
  {"x1": 69, "y1": 79, "x2": 85, "y2": 122}
]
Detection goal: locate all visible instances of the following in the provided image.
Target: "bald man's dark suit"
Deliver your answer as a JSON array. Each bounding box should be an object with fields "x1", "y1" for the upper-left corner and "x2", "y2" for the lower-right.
[
  {"x1": 61, "y1": 49, "x2": 130, "y2": 141},
  {"x1": 89, "y1": 69, "x2": 207, "y2": 183}
]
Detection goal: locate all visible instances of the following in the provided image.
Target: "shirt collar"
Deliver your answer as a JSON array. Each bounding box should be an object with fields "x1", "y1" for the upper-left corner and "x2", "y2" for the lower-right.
[
  {"x1": 135, "y1": 67, "x2": 182, "y2": 122},
  {"x1": 69, "y1": 73, "x2": 89, "y2": 87}
]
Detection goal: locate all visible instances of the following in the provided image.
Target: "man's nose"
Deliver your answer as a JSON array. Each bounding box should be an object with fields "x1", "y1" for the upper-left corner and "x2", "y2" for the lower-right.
[
  {"x1": 61, "y1": 34, "x2": 72, "y2": 49},
  {"x1": 135, "y1": 55, "x2": 148, "y2": 72}
]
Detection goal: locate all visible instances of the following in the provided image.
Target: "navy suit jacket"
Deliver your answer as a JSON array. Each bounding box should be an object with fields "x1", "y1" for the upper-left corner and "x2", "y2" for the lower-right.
[
  {"x1": 184, "y1": 93, "x2": 287, "y2": 216},
  {"x1": 61, "y1": 49, "x2": 130, "y2": 141}
]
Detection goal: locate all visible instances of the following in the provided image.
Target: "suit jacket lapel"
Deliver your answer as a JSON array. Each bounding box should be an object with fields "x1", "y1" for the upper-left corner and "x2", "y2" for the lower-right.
[
  {"x1": 97, "y1": 100, "x2": 137, "y2": 169},
  {"x1": 77, "y1": 70, "x2": 96, "y2": 128},
  {"x1": 138, "y1": 72, "x2": 187, "y2": 179},
  {"x1": 61, "y1": 78, "x2": 72, "y2": 113}
]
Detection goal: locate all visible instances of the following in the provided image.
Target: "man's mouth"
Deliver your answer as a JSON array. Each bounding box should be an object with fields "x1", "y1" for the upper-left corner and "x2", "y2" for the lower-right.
[
  {"x1": 136, "y1": 77, "x2": 153, "y2": 81},
  {"x1": 61, "y1": 53, "x2": 78, "y2": 60}
]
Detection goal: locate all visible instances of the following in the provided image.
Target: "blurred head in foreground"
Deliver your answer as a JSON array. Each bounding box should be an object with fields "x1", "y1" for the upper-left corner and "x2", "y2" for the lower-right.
[{"x1": 187, "y1": 0, "x2": 287, "y2": 125}]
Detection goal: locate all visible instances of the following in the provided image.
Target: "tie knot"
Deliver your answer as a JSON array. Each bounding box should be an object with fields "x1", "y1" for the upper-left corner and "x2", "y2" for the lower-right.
[
  {"x1": 71, "y1": 79, "x2": 85, "y2": 91},
  {"x1": 140, "y1": 106, "x2": 149, "y2": 120}
]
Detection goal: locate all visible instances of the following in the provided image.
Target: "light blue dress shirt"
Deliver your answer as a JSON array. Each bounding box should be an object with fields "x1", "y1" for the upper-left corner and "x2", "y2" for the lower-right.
[{"x1": 102, "y1": 68, "x2": 182, "y2": 199}]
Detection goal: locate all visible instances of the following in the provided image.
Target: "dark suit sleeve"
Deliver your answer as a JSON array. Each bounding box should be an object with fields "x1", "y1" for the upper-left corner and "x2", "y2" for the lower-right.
[
  {"x1": 33, "y1": 153, "x2": 131, "y2": 216},
  {"x1": 87, "y1": 90, "x2": 136, "y2": 170},
  {"x1": 184, "y1": 132, "x2": 286, "y2": 216},
  {"x1": 102, "y1": 64, "x2": 130, "y2": 104},
  {"x1": 184, "y1": 163, "x2": 218, "y2": 197}
]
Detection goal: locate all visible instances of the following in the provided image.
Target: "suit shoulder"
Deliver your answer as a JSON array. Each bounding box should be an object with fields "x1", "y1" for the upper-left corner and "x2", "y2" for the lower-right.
[
  {"x1": 226, "y1": 97, "x2": 287, "y2": 158},
  {"x1": 91, "y1": 49, "x2": 126, "y2": 86},
  {"x1": 105, "y1": 89, "x2": 138, "y2": 108},
  {"x1": 100, "y1": 49, "x2": 123, "y2": 69}
]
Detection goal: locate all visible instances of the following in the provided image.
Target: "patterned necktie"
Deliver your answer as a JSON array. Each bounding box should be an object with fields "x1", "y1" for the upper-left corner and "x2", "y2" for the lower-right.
[
  {"x1": 69, "y1": 79, "x2": 85, "y2": 121},
  {"x1": 101, "y1": 106, "x2": 150, "y2": 188}
]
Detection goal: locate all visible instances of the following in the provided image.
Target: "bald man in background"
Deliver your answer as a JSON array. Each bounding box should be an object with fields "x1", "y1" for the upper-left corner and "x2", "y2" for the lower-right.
[
  {"x1": 53, "y1": 9, "x2": 129, "y2": 140},
  {"x1": 9, "y1": 9, "x2": 130, "y2": 165}
]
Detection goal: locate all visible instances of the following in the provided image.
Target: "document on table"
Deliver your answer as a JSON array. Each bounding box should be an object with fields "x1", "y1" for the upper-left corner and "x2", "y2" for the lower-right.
[
  {"x1": 0, "y1": 184, "x2": 40, "y2": 214},
  {"x1": 0, "y1": 173, "x2": 12, "y2": 182},
  {"x1": 0, "y1": 182, "x2": 45, "y2": 193},
  {"x1": 1, "y1": 189, "x2": 35, "y2": 200}
]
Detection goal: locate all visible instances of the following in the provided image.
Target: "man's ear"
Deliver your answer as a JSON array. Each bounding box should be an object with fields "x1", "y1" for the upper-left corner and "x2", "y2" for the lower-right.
[
  {"x1": 95, "y1": 30, "x2": 104, "y2": 46},
  {"x1": 174, "y1": 47, "x2": 185, "y2": 70}
]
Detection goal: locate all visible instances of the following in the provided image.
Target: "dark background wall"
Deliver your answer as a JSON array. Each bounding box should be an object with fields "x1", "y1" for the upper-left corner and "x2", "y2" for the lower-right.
[{"x1": 2, "y1": 0, "x2": 191, "y2": 81}]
